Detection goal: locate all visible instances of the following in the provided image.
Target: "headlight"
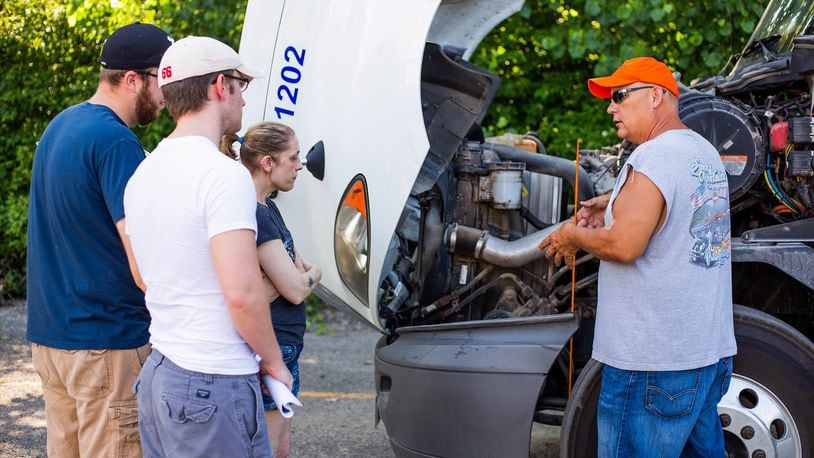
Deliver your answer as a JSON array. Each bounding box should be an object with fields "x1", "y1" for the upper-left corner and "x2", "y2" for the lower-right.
[{"x1": 335, "y1": 176, "x2": 370, "y2": 303}]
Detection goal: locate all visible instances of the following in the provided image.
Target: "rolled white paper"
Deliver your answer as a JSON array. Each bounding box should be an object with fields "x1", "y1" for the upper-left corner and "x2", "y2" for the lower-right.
[{"x1": 261, "y1": 374, "x2": 302, "y2": 419}]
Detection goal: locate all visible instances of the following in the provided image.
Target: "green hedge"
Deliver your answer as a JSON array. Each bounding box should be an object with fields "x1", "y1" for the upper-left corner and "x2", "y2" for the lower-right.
[
  {"x1": 470, "y1": 0, "x2": 763, "y2": 158},
  {"x1": 0, "y1": 0, "x2": 247, "y2": 300},
  {"x1": 0, "y1": 0, "x2": 761, "y2": 301}
]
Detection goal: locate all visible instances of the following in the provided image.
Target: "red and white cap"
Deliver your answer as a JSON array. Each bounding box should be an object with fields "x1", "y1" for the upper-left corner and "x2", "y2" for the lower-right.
[{"x1": 158, "y1": 35, "x2": 264, "y2": 87}]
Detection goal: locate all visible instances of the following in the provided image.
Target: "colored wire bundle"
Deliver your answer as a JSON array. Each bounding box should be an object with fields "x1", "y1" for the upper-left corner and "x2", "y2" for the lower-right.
[{"x1": 763, "y1": 146, "x2": 810, "y2": 216}]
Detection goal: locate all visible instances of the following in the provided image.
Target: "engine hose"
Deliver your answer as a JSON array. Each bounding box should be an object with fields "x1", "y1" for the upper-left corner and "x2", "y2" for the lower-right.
[
  {"x1": 520, "y1": 206, "x2": 550, "y2": 230},
  {"x1": 545, "y1": 253, "x2": 595, "y2": 292},
  {"x1": 446, "y1": 223, "x2": 561, "y2": 268},
  {"x1": 522, "y1": 132, "x2": 547, "y2": 155},
  {"x1": 483, "y1": 143, "x2": 595, "y2": 202},
  {"x1": 549, "y1": 272, "x2": 598, "y2": 308},
  {"x1": 437, "y1": 273, "x2": 531, "y2": 318},
  {"x1": 419, "y1": 266, "x2": 493, "y2": 317}
]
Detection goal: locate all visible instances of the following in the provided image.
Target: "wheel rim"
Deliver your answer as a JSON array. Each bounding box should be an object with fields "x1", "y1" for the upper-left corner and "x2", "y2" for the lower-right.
[{"x1": 718, "y1": 374, "x2": 802, "y2": 458}]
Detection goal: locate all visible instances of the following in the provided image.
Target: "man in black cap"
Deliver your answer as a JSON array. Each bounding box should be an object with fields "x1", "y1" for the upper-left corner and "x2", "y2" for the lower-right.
[{"x1": 26, "y1": 22, "x2": 172, "y2": 457}]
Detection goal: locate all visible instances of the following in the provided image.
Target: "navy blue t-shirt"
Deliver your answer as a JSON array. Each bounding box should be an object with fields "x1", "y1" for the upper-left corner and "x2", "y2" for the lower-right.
[
  {"x1": 256, "y1": 199, "x2": 306, "y2": 345},
  {"x1": 26, "y1": 102, "x2": 149, "y2": 350}
]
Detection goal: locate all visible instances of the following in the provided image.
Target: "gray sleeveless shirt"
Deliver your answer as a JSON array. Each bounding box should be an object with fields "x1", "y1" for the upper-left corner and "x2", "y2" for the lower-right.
[{"x1": 592, "y1": 129, "x2": 737, "y2": 371}]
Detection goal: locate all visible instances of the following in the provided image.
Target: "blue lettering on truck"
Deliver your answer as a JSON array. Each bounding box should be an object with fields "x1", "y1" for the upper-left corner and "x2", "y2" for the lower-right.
[{"x1": 274, "y1": 46, "x2": 306, "y2": 119}]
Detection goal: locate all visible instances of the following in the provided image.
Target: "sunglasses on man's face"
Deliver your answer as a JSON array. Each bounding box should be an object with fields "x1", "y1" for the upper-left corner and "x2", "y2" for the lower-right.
[{"x1": 611, "y1": 85, "x2": 654, "y2": 104}]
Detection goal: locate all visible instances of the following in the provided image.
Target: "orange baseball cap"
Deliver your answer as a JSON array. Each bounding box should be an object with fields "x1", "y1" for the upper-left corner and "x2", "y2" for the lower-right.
[{"x1": 588, "y1": 57, "x2": 679, "y2": 99}]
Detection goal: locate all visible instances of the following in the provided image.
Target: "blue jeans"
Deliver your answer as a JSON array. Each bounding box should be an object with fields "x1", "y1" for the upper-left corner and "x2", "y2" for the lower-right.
[
  {"x1": 597, "y1": 357, "x2": 733, "y2": 458},
  {"x1": 263, "y1": 344, "x2": 303, "y2": 411}
]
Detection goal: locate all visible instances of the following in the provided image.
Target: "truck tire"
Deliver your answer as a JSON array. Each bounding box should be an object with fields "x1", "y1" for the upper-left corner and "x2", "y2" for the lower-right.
[
  {"x1": 560, "y1": 305, "x2": 814, "y2": 458},
  {"x1": 722, "y1": 305, "x2": 814, "y2": 457},
  {"x1": 559, "y1": 357, "x2": 600, "y2": 457}
]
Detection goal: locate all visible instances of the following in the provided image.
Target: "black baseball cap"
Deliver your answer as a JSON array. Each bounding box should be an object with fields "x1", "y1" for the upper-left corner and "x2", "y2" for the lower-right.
[{"x1": 100, "y1": 22, "x2": 173, "y2": 70}]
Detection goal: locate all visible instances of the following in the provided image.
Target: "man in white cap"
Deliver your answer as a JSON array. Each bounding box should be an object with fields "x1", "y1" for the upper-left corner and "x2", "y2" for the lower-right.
[
  {"x1": 124, "y1": 36, "x2": 292, "y2": 456},
  {"x1": 27, "y1": 22, "x2": 172, "y2": 458}
]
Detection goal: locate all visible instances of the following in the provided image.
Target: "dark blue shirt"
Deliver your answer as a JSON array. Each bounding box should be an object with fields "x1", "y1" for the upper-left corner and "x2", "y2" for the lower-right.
[
  {"x1": 26, "y1": 102, "x2": 149, "y2": 350},
  {"x1": 256, "y1": 199, "x2": 306, "y2": 345}
]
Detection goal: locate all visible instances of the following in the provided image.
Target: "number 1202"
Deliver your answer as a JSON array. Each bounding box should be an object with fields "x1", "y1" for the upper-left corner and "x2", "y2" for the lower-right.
[{"x1": 274, "y1": 46, "x2": 306, "y2": 119}]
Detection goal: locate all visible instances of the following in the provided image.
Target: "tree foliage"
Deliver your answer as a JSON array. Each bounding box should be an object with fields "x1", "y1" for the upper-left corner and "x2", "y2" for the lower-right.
[
  {"x1": 0, "y1": 0, "x2": 766, "y2": 300},
  {"x1": 0, "y1": 0, "x2": 247, "y2": 300},
  {"x1": 470, "y1": 0, "x2": 765, "y2": 158}
]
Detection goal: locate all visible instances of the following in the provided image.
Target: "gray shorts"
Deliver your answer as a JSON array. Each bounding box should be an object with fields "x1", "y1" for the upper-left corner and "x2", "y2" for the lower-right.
[{"x1": 134, "y1": 349, "x2": 272, "y2": 457}]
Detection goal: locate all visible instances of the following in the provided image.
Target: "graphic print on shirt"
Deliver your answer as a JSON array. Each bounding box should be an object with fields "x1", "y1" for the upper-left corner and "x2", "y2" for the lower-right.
[
  {"x1": 283, "y1": 234, "x2": 296, "y2": 263},
  {"x1": 688, "y1": 158, "x2": 731, "y2": 268},
  {"x1": 267, "y1": 199, "x2": 297, "y2": 264}
]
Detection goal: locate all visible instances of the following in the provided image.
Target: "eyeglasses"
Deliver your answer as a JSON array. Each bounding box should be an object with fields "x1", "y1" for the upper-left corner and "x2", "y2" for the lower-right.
[
  {"x1": 611, "y1": 86, "x2": 653, "y2": 104},
  {"x1": 135, "y1": 71, "x2": 158, "y2": 79},
  {"x1": 222, "y1": 74, "x2": 250, "y2": 92}
]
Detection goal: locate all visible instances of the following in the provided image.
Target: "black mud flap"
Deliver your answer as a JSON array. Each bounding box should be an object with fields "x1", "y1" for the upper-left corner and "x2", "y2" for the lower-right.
[{"x1": 375, "y1": 313, "x2": 578, "y2": 458}]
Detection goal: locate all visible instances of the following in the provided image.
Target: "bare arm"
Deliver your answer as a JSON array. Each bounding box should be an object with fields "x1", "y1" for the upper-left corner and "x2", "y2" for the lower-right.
[
  {"x1": 294, "y1": 251, "x2": 306, "y2": 272},
  {"x1": 211, "y1": 229, "x2": 293, "y2": 388},
  {"x1": 540, "y1": 170, "x2": 666, "y2": 265},
  {"x1": 260, "y1": 270, "x2": 280, "y2": 302},
  {"x1": 115, "y1": 218, "x2": 146, "y2": 293},
  {"x1": 257, "y1": 240, "x2": 321, "y2": 304}
]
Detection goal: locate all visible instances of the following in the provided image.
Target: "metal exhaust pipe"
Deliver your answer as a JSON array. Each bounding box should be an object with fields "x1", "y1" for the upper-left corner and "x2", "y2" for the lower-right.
[{"x1": 445, "y1": 223, "x2": 563, "y2": 268}]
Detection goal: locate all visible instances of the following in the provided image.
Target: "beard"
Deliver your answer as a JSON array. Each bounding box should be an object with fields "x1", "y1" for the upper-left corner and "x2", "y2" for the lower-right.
[
  {"x1": 134, "y1": 85, "x2": 161, "y2": 126},
  {"x1": 223, "y1": 84, "x2": 243, "y2": 135}
]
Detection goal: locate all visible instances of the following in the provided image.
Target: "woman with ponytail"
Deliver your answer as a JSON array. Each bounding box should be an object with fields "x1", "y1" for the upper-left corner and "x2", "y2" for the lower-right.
[{"x1": 220, "y1": 122, "x2": 322, "y2": 458}]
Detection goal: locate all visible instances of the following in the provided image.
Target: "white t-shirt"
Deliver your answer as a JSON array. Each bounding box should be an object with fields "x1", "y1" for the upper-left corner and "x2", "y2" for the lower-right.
[{"x1": 124, "y1": 136, "x2": 259, "y2": 375}]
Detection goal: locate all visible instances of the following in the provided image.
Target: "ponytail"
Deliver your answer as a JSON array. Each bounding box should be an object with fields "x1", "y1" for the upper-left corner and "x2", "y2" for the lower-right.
[{"x1": 219, "y1": 133, "x2": 240, "y2": 160}]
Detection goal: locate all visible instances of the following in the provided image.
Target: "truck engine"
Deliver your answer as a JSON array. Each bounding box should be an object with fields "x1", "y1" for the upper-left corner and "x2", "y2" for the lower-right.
[
  {"x1": 376, "y1": 5, "x2": 814, "y2": 333},
  {"x1": 372, "y1": 4, "x2": 814, "y2": 456}
]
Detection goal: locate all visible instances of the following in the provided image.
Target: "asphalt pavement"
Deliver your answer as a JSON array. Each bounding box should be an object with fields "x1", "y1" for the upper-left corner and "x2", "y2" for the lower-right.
[
  {"x1": 0, "y1": 300, "x2": 45, "y2": 458},
  {"x1": 0, "y1": 301, "x2": 392, "y2": 458},
  {"x1": 0, "y1": 301, "x2": 559, "y2": 457}
]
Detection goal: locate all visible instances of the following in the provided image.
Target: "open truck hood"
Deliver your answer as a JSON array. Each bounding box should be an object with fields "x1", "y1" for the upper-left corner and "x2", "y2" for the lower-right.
[{"x1": 239, "y1": 0, "x2": 523, "y2": 330}]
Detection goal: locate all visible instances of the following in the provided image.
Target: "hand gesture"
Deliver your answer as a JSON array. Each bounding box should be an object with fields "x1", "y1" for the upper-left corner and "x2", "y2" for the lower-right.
[
  {"x1": 576, "y1": 194, "x2": 610, "y2": 228},
  {"x1": 539, "y1": 221, "x2": 578, "y2": 269},
  {"x1": 300, "y1": 256, "x2": 322, "y2": 286}
]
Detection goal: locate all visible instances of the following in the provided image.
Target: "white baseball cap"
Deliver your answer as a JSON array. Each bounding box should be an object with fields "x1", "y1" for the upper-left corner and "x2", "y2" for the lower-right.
[{"x1": 158, "y1": 35, "x2": 264, "y2": 87}]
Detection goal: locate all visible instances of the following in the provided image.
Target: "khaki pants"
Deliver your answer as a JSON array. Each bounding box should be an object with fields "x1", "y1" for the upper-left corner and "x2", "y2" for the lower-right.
[{"x1": 31, "y1": 343, "x2": 151, "y2": 458}]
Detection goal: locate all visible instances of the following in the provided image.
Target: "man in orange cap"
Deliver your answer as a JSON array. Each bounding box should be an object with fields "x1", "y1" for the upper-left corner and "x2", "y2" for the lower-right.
[{"x1": 540, "y1": 57, "x2": 736, "y2": 456}]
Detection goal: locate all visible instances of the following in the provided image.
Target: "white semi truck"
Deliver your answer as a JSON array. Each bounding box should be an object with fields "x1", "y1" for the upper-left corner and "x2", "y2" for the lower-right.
[{"x1": 239, "y1": 0, "x2": 814, "y2": 456}]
